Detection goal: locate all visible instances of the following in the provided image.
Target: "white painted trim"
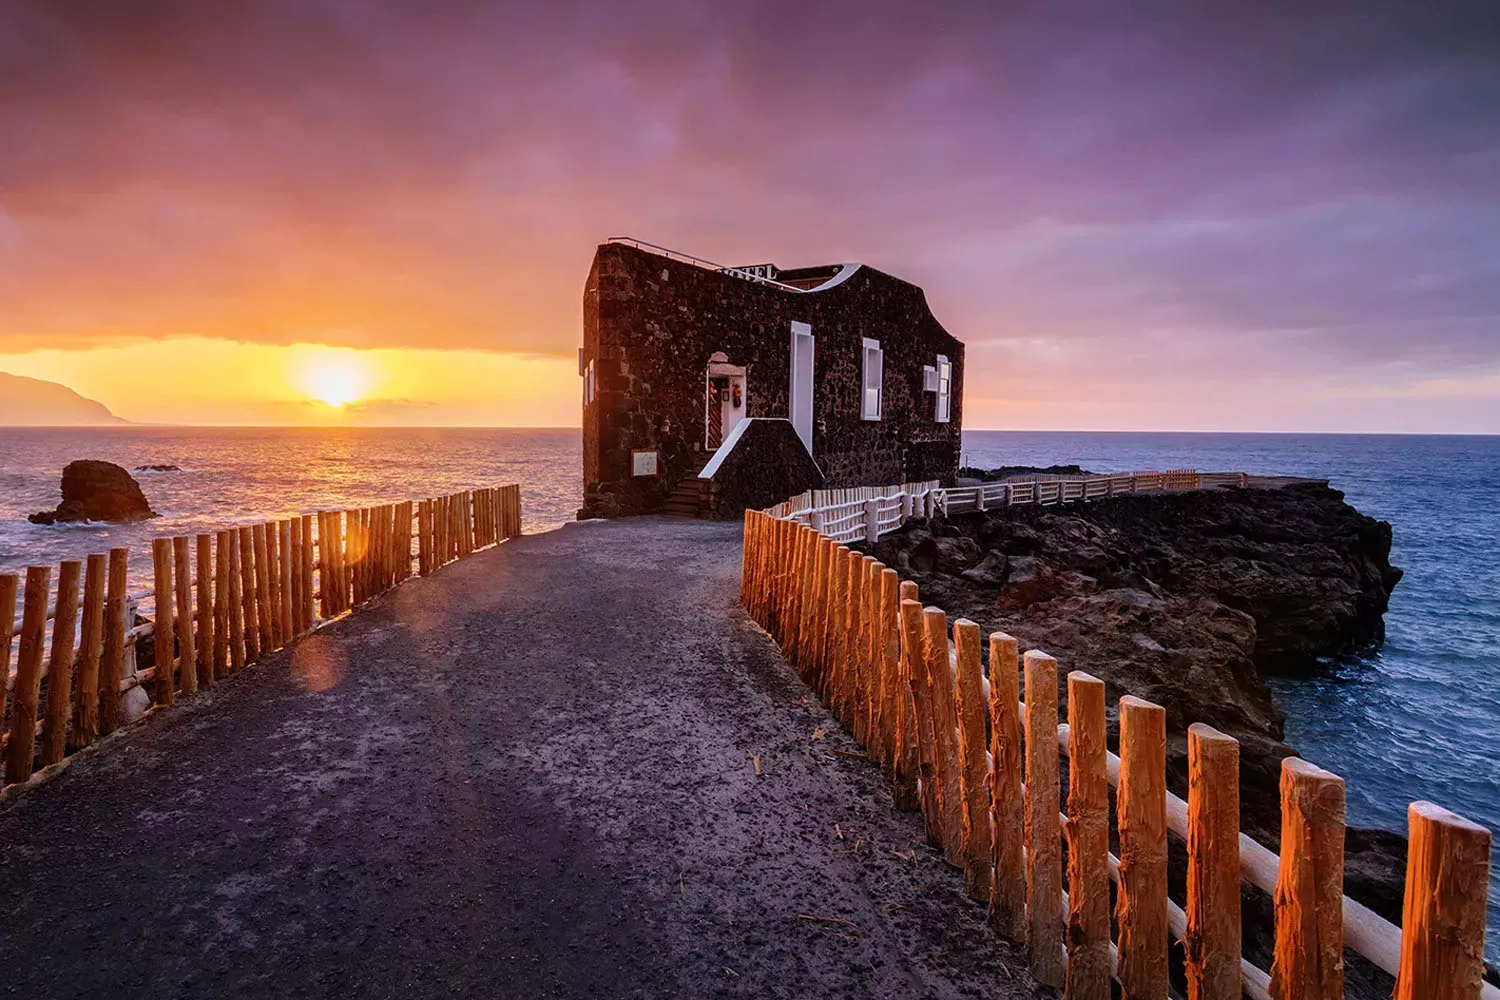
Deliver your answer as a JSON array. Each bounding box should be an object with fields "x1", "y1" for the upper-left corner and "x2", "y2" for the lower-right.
[
  {"x1": 805, "y1": 263, "x2": 862, "y2": 292},
  {"x1": 698, "y1": 417, "x2": 819, "y2": 480}
]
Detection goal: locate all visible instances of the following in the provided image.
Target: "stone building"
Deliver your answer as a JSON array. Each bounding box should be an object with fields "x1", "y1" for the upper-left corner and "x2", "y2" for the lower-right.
[{"x1": 579, "y1": 238, "x2": 964, "y2": 518}]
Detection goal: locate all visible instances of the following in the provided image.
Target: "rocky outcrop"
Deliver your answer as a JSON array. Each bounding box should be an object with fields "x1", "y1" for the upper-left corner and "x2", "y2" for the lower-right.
[
  {"x1": 133, "y1": 464, "x2": 182, "y2": 472},
  {"x1": 858, "y1": 480, "x2": 1407, "y2": 990},
  {"x1": 957, "y1": 463, "x2": 1091, "y2": 482},
  {"x1": 28, "y1": 460, "x2": 158, "y2": 524}
]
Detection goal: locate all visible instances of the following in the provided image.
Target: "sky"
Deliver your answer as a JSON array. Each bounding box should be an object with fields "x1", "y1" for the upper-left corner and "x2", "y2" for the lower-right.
[{"x1": 1, "y1": 1, "x2": 1498, "y2": 430}]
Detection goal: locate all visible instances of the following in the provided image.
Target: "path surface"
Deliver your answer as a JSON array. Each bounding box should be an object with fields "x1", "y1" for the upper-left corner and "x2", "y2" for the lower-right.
[{"x1": 0, "y1": 518, "x2": 1039, "y2": 1000}]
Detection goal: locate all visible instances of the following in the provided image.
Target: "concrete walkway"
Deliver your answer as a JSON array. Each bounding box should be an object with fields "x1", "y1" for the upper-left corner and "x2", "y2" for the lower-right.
[{"x1": 0, "y1": 518, "x2": 1038, "y2": 1000}]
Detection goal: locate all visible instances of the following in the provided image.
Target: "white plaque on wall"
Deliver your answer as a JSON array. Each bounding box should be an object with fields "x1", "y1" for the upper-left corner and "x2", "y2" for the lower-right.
[{"x1": 632, "y1": 450, "x2": 659, "y2": 477}]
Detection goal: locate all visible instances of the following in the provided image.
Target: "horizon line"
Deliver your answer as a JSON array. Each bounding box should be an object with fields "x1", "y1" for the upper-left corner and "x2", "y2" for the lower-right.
[{"x1": 2, "y1": 423, "x2": 1498, "y2": 437}]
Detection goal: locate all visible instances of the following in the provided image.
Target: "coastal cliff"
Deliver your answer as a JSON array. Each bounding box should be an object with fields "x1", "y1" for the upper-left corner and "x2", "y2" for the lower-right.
[{"x1": 859, "y1": 479, "x2": 1408, "y2": 991}]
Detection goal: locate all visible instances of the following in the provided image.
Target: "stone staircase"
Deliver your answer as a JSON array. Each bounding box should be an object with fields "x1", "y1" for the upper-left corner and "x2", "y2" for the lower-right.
[{"x1": 661, "y1": 457, "x2": 710, "y2": 517}]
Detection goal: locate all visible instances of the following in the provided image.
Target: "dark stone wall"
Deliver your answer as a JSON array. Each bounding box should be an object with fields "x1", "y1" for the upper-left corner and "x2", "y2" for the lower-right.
[
  {"x1": 702, "y1": 419, "x2": 825, "y2": 519},
  {"x1": 580, "y1": 241, "x2": 964, "y2": 518}
]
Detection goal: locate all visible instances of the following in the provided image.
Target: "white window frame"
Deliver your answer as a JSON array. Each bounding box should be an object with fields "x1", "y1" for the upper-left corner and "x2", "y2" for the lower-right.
[
  {"x1": 583, "y1": 360, "x2": 596, "y2": 405},
  {"x1": 935, "y1": 354, "x2": 951, "y2": 423},
  {"x1": 861, "y1": 337, "x2": 883, "y2": 421}
]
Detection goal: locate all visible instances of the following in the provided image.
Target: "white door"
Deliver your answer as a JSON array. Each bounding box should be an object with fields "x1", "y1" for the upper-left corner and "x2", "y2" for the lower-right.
[{"x1": 789, "y1": 322, "x2": 814, "y2": 453}]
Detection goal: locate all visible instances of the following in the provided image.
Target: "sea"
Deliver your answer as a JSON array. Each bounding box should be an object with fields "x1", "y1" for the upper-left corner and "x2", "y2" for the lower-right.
[{"x1": 2, "y1": 426, "x2": 1497, "y2": 954}]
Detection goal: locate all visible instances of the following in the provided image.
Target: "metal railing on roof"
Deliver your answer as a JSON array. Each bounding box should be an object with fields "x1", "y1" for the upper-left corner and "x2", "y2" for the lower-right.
[{"x1": 605, "y1": 236, "x2": 810, "y2": 293}]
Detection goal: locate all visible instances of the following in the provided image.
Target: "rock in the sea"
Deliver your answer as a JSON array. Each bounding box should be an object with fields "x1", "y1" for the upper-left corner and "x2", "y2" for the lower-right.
[
  {"x1": 28, "y1": 460, "x2": 158, "y2": 524},
  {"x1": 133, "y1": 464, "x2": 182, "y2": 472}
]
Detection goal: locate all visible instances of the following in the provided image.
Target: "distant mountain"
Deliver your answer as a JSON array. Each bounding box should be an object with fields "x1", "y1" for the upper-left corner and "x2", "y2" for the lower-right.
[{"x1": 0, "y1": 372, "x2": 125, "y2": 426}]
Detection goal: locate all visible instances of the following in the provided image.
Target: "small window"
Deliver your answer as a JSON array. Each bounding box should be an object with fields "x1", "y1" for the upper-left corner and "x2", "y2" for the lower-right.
[
  {"x1": 583, "y1": 360, "x2": 595, "y2": 405},
  {"x1": 861, "y1": 338, "x2": 883, "y2": 420},
  {"x1": 936, "y1": 355, "x2": 952, "y2": 423},
  {"x1": 922, "y1": 365, "x2": 938, "y2": 392}
]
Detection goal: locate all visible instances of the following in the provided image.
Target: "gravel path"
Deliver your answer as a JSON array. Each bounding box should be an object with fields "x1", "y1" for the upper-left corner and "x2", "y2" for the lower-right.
[{"x1": 0, "y1": 517, "x2": 1041, "y2": 1000}]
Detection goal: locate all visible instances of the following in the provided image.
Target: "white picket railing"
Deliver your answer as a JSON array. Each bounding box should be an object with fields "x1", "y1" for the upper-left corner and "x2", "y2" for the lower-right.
[{"x1": 766, "y1": 470, "x2": 1249, "y2": 544}]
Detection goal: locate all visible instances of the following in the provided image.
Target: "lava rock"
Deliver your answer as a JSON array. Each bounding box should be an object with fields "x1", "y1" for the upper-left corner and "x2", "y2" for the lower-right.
[
  {"x1": 857, "y1": 479, "x2": 1406, "y2": 995},
  {"x1": 959, "y1": 549, "x2": 1008, "y2": 585},
  {"x1": 28, "y1": 460, "x2": 158, "y2": 524}
]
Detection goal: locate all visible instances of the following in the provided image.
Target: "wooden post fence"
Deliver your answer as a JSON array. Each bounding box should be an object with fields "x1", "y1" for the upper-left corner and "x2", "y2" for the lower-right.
[
  {"x1": 737, "y1": 491, "x2": 1500, "y2": 1000},
  {"x1": 0, "y1": 482, "x2": 521, "y2": 795}
]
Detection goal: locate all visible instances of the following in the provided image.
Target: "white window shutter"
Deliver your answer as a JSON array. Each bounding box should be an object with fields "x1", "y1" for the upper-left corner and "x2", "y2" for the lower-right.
[
  {"x1": 862, "y1": 338, "x2": 883, "y2": 420},
  {"x1": 936, "y1": 355, "x2": 951, "y2": 423}
]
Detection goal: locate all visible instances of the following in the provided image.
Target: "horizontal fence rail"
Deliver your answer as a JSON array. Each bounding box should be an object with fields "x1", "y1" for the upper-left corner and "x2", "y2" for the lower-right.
[
  {"x1": 1, "y1": 484, "x2": 522, "y2": 793},
  {"x1": 770, "y1": 471, "x2": 1250, "y2": 545},
  {"x1": 742, "y1": 485, "x2": 1496, "y2": 1000}
]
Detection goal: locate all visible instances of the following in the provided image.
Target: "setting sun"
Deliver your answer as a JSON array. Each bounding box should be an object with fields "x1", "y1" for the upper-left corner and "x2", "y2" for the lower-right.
[{"x1": 298, "y1": 350, "x2": 373, "y2": 409}]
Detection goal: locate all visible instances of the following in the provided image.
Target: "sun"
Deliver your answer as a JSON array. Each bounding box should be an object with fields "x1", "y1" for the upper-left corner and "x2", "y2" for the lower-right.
[{"x1": 297, "y1": 351, "x2": 373, "y2": 409}]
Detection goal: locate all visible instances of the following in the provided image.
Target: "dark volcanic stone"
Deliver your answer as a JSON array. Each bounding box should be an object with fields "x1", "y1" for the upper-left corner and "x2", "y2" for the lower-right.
[
  {"x1": 858, "y1": 481, "x2": 1406, "y2": 996},
  {"x1": 29, "y1": 460, "x2": 158, "y2": 524}
]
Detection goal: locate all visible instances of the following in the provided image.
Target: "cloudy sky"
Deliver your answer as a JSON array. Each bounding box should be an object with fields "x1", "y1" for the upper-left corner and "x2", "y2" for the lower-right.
[{"x1": 2, "y1": 1, "x2": 1497, "y2": 429}]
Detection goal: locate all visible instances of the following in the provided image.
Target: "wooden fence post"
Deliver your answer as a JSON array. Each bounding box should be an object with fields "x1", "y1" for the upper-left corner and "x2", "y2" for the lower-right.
[
  {"x1": 1270, "y1": 757, "x2": 1345, "y2": 1000},
  {"x1": 877, "y1": 566, "x2": 901, "y2": 778},
  {"x1": 399, "y1": 503, "x2": 411, "y2": 580},
  {"x1": 836, "y1": 552, "x2": 863, "y2": 727},
  {"x1": 953, "y1": 618, "x2": 993, "y2": 902},
  {"x1": 262, "y1": 523, "x2": 280, "y2": 650},
  {"x1": 100, "y1": 548, "x2": 129, "y2": 734},
  {"x1": 891, "y1": 579, "x2": 921, "y2": 812},
  {"x1": 300, "y1": 513, "x2": 315, "y2": 625},
  {"x1": 40, "y1": 559, "x2": 82, "y2": 765},
  {"x1": 6, "y1": 566, "x2": 51, "y2": 783},
  {"x1": 865, "y1": 559, "x2": 889, "y2": 759},
  {"x1": 1024, "y1": 648, "x2": 1065, "y2": 987},
  {"x1": 418, "y1": 501, "x2": 431, "y2": 576},
  {"x1": 818, "y1": 545, "x2": 844, "y2": 704},
  {"x1": 783, "y1": 526, "x2": 805, "y2": 663},
  {"x1": 1117, "y1": 695, "x2": 1170, "y2": 999},
  {"x1": 0, "y1": 573, "x2": 16, "y2": 745},
  {"x1": 73, "y1": 552, "x2": 107, "y2": 749},
  {"x1": 855, "y1": 557, "x2": 880, "y2": 747},
  {"x1": 279, "y1": 520, "x2": 294, "y2": 640},
  {"x1": 1066, "y1": 671, "x2": 1111, "y2": 1000},
  {"x1": 172, "y1": 537, "x2": 197, "y2": 697},
  {"x1": 289, "y1": 518, "x2": 304, "y2": 633},
  {"x1": 213, "y1": 530, "x2": 231, "y2": 678},
  {"x1": 152, "y1": 538, "x2": 177, "y2": 704},
  {"x1": 343, "y1": 509, "x2": 360, "y2": 605},
  {"x1": 1394, "y1": 802, "x2": 1491, "y2": 1000},
  {"x1": 814, "y1": 534, "x2": 834, "y2": 686},
  {"x1": 900, "y1": 598, "x2": 941, "y2": 841},
  {"x1": 987, "y1": 632, "x2": 1025, "y2": 939},
  {"x1": 253, "y1": 523, "x2": 272, "y2": 651},
  {"x1": 1186, "y1": 723, "x2": 1242, "y2": 1000},
  {"x1": 195, "y1": 533, "x2": 215, "y2": 688},
  {"x1": 226, "y1": 531, "x2": 245, "y2": 672},
  {"x1": 924, "y1": 606, "x2": 965, "y2": 866},
  {"x1": 0, "y1": 571, "x2": 14, "y2": 704},
  {"x1": 863, "y1": 497, "x2": 879, "y2": 541},
  {"x1": 237, "y1": 526, "x2": 259, "y2": 663}
]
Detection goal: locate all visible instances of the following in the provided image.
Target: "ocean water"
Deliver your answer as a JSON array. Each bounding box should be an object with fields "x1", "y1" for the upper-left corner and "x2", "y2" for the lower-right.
[
  {"x1": 1, "y1": 426, "x2": 1497, "y2": 954},
  {"x1": 962, "y1": 430, "x2": 1500, "y2": 955},
  {"x1": 0, "y1": 427, "x2": 582, "y2": 594}
]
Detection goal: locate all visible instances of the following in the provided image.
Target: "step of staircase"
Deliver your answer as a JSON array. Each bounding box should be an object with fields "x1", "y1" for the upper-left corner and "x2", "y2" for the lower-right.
[{"x1": 660, "y1": 458, "x2": 711, "y2": 518}]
